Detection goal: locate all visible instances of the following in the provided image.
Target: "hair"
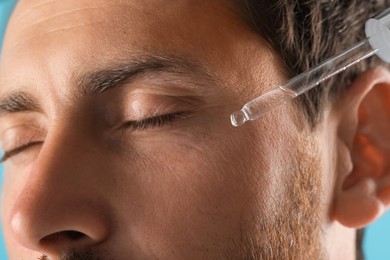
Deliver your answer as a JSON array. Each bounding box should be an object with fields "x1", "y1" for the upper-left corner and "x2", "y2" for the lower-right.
[{"x1": 229, "y1": 1, "x2": 390, "y2": 258}]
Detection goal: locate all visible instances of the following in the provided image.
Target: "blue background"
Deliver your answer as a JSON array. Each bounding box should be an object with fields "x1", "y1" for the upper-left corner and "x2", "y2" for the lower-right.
[{"x1": 0, "y1": 0, "x2": 389, "y2": 259}]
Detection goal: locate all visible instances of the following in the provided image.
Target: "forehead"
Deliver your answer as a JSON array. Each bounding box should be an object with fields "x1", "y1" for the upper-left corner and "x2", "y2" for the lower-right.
[
  {"x1": 3, "y1": 0, "x2": 241, "y2": 62},
  {"x1": 0, "y1": 0, "x2": 283, "y2": 101}
]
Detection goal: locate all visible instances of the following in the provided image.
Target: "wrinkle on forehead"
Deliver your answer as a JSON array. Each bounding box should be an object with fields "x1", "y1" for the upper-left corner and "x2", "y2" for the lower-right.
[
  {"x1": 17, "y1": 6, "x2": 104, "y2": 33},
  {"x1": 8, "y1": 2, "x2": 110, "y2": 49},
  {"x1": 8, "y1": 0, "x2": 230, "y2": 48},
  {"x1": 4, "y1": 0, "x2": 243, "y2": 57},
  {"x1": 13, "y1": 0, "x2": 235, "y2": 31}
]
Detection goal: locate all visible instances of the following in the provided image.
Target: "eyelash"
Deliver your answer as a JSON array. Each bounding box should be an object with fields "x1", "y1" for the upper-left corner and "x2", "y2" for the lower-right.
[
  {"x1": 121, "y1": 112, "x2": 190, "y2": 131},
  {"x1": 0, "y1": 112, "x2": 190, "y2": 163},
  {"x1": 0, "y1": 141, "x2": 43, "y2": 163}
]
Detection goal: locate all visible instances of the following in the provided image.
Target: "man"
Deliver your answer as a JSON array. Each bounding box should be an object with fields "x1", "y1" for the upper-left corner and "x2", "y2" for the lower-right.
[{"x1": 0, "y1": 0, "x2": 389, "y2": 259}]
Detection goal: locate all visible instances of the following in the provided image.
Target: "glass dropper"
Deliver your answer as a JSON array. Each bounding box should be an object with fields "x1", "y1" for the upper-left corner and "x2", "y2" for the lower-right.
[{"x1": 231, "y1": 8, "x2": 390, "y2": 127}]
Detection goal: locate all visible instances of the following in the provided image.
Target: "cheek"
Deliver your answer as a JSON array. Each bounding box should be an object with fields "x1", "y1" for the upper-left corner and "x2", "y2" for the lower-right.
[{"x1": 111, "y1": 125, "x2": 273, "y2": 256}]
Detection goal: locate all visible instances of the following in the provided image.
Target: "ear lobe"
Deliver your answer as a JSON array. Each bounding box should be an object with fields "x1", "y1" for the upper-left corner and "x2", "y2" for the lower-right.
[{"x1": 332, "y1": 67, "x2": 390, "y2": 228}]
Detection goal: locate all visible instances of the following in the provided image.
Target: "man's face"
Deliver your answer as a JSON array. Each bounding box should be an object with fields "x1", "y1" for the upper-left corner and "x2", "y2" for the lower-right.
[{"x1": 0, "y1": 0, "x2": 325, "y2": 259}]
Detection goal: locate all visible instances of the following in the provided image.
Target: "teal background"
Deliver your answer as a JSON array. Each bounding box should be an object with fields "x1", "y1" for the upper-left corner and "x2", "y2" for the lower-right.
[
  {"x1": 0, "y1": 0, "x2": 14, "y2": 52},
  {"x1": 0, "y1": 1, "x2": 389, "y2": 259},
  {"x1": 0, "y1": 1, "x2": 15, "y2": 258}
]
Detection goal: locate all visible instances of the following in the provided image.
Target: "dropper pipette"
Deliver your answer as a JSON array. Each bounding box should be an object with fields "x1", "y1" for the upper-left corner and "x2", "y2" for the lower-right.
[{"x1": 231, "y1": 8, "x2": 390, "y2": 127}]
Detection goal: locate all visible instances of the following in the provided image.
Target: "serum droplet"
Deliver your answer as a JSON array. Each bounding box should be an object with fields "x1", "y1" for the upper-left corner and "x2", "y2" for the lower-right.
[{"x1": 230, "y1": 110, "x2": 247, "y2": 127}]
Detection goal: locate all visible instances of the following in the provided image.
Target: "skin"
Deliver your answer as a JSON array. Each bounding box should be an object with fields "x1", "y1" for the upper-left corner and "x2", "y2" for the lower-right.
[{"x1": 1, "y1": 0, "x2": 390, "y2": 259}]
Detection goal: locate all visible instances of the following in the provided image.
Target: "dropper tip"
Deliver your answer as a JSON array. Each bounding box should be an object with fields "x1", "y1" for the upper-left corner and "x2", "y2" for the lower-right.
[{"x1": 230, "y1": 110, "x2": 247, "y2": 127}]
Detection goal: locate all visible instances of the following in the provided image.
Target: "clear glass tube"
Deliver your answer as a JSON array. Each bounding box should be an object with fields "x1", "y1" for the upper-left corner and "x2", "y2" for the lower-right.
[{"x1": 231, "y1": 39, "x2": 378, "y2": 127}]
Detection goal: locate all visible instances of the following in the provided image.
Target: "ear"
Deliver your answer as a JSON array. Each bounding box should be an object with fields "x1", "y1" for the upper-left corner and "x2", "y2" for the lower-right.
[{"x1": 332, "y1": 67, "x2": 390, "y2": 228}]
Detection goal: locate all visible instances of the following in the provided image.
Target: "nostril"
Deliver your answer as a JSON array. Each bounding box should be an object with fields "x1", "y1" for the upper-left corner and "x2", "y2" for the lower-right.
[
  {"x1": 40, "y1": 230, "x2": 89, "y2": 248},
  {"x1": 66, "y1": 231, "x2": 85, "y2": 240}
]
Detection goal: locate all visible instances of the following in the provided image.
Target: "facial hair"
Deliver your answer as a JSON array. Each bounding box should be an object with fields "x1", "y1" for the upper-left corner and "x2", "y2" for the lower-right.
[
  {"x1": 39, "y1": 250, "x2": 113, "y2": 260},
  {"x1": 229, "y1": 136, "x2": 326, "y2": 260}
]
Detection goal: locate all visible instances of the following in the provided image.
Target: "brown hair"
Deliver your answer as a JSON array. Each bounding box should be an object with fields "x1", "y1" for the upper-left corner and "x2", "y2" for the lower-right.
[
  {"x1": 230, "y1": 1, "x2": 390, "y2": 258},
  {"x1": 232, "y1": 0, "x2": 390, "y2": 127}
]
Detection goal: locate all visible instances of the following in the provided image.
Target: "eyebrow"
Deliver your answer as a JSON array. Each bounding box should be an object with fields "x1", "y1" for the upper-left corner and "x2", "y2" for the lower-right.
[
  {"x1": 0, "y1": 92, "x2": 40, "y2": 115},
  {"x1": 0, "y1": 54, "x2": 216, "y2": 117}
]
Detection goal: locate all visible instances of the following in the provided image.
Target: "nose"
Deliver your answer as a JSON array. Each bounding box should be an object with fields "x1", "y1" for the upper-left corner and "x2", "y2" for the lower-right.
[{"x1": 7, "y1": 130, "x2": 112, "y2": 256}]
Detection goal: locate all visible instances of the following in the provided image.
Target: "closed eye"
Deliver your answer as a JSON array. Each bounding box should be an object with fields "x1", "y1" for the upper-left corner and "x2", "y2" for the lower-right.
[
  {"x1": 0, "y1": 112, "x2": 190, "y2": 162},
  {"x1": 0, "y1": 141, "x2": 43, "y2": 163},
  {"x1": 121, "y1": 112, "x2": 191, "y2": 131}
]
